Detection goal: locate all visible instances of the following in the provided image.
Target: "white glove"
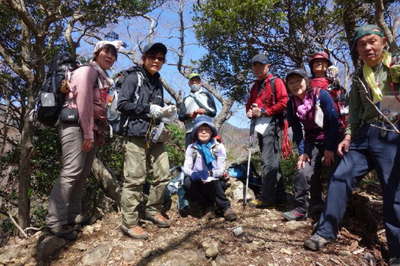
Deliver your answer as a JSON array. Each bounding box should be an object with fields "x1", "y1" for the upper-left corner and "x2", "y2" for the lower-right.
[
  {"x1": 161, "y1": 105, "x2": 177, "y2": 118},
  {"x1": 150, "y1": 104, "x2": 163, "y2": 119},
  {"x1": 326, "y1": 65, "x2": 339, "y2": 80}
]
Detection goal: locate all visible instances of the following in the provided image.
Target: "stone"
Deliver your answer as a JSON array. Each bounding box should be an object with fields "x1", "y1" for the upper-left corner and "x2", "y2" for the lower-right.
[
  {"x1": 281, "y1": 248, "x2": 292, "y2": 255},
  {"x1": 148, "y1": 249, "x2": 208, "y2": 266},
  {"x1": 201, "y1": 239, "x2": 219, "y2": 258},
  {"x1": 122, "y1": 249, "x2": 136, "y2": 262},
  {"x1": 0, "y1": 245, "x2": 20, "y2": 264},
  {"x1": 226, "y1": 179, "x2": 256, "y2": 202},
  {"x1": 285, "y1": 220, "x2": 307, "y2": 231},
  {"x1": 233, "y1": 226, "x2": 244, "y2": 237},
  {"x1": 338, "y1": 250, "x2": 352, "y2": 257},
  {"x1": 80, "y1": 244, "x2": 111, "y2": 265},
  {"x1": 83, "y1": 225, "x2": 95, "y2": 235}
]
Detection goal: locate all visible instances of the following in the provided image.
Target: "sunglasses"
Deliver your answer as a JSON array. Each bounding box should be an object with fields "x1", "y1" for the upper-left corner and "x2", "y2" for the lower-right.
[{"x1": 147, "y1": 55, "x2": 165, "y2": 62}]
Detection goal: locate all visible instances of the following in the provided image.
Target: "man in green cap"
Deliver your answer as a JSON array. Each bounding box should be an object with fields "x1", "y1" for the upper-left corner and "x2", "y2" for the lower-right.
[
  {"x1": 179, "y1": 73, "x2": 217, "y2": 147},
  {"x1": 304, "y1": 24, "x2": 400, "y2": 265}
]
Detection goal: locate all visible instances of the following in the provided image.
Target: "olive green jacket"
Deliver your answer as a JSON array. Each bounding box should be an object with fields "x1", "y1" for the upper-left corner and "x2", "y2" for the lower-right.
[{"x1": 346, "y1": 50, "x2": 400, "y2": 137}]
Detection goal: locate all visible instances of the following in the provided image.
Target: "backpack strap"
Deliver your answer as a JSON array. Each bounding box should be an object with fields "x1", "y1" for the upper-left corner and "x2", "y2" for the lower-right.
[
  {"x1": 188, "y1": 90, "x2": 214, "y2": 113},
  {"x1": 270, "y1": 77, "x2": 277, "y2": 104}
]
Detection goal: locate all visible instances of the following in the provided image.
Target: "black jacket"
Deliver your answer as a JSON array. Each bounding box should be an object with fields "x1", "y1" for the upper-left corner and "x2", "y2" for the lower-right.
[{"x1": 117, "y1": 66, "x2": 164, "y2": 137}]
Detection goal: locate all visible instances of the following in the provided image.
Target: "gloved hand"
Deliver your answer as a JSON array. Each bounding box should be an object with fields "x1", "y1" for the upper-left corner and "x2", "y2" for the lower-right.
[
  {"x1": 161, "y1": 105, "x2": 177, "y2": 118},
  {"x1": 191, "y1": 170, "x2": 209, "y2": 181},
  {"x1": 326, "y1": 65, "x2": 339, "y2": 81},
  {"x1": 150, "y1": 104, "x2": 163, "y2": 119}
]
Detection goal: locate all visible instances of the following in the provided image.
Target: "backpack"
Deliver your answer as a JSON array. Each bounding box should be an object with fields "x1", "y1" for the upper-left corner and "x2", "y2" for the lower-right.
[
  {"x1": 36, "y1": 51, "x2": 79, "y2": 127},
  {"x1": 263, "y1": 76, "x2": 292, "y2": 158},
  {"x1": 107, "y1": 67, "x2": 143, "y2": 137}
]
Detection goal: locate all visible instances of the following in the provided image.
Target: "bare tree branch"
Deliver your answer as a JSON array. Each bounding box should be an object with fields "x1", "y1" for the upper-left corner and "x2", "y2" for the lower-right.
[
  {"x1": 375, "y1": 0, "x2": 398, "y2": 51},
  {"x1": 161, "y1": 78, "x2": 183, "y2": 104}
]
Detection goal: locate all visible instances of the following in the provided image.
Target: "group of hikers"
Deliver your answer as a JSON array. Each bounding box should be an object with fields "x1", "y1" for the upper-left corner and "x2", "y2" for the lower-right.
[{"x1": 43, "y1": 23, "x2": 400, "y2": 264}]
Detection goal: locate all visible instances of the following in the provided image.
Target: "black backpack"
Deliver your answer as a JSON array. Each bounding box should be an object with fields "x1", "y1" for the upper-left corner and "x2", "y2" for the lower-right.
[
  {"x1": 36, "y1": 51, "x2": 79, "y2": 127},
  {"x1": 107, "y1": 67, "x2": 143, "y2": 137}
]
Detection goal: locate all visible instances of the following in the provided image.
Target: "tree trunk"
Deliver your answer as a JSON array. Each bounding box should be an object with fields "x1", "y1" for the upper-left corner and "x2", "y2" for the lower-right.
[
  {"x1": 91, "y1": 157, "x2": 121, "y2": 205},
  {"x1": 214, "y1": 98, "x2": 234, "y2": 130},
  {"x1": 17, "y1": 111, "x2": 34, "y2": 229}
]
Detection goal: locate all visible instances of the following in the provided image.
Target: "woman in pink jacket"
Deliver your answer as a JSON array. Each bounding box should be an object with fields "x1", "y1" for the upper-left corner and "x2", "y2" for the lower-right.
[{"x1": 46, "y1": 40, "x2": 121, "y2": 240}]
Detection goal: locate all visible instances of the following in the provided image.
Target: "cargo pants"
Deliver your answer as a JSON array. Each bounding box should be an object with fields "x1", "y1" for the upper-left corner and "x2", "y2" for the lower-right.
[
  {"x1": 47, "y1": 123, "x2": 96, "y2": 229},
  {"x1": 121, "y1": 137, "x2": 170, "y2": 227}
]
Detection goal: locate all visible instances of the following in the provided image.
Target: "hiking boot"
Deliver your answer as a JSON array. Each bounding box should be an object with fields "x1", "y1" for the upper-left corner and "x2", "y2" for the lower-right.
[
  {"x1": 145, "y1": 213, "x2": 170, "y2": 228},
  {"x1": 282, "y1": 209, "x2": 307, "y2": 221},
  {"x1": 249, "y1": 199, "x2": 274, "y2": 209},
  {"x1": 223, "y1": 208, "x2": 237, "y2": 221},
  {"x1": 49, "y1": 225, "x2": 78, "y2": 241},
  {"x1": 120, "y1": 224, "x2": 149, "y2": 239},
  {"x1": 389, "y1": 257, "x2": 400, "y2": 266},
  {"x1": 179, "y1": 206, "x2": 189, "y2": 217},
  {"x1": 304, "y1": 233, "x2": 331, "y2": 251}
]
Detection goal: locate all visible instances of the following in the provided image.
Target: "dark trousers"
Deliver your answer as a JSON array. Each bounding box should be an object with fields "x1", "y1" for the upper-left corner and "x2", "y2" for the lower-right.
[
  {"x1": 258, "y1": 122, "x2": 285, "y2": 205},
  {"x1": 293, "y1": 144, "x2": 336, "y2": 213},
  {"x1": 316, "y1": 124, "x2": 400, "y2": 258},
  {"x1": 183, "y1": 176, "x2": 230, "y2": 211}
]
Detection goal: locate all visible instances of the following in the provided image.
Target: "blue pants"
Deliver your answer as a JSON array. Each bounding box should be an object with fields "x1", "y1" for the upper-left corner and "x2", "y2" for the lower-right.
[{"x1": 316, "y1": 124, "x2": 400, "y2": 258}]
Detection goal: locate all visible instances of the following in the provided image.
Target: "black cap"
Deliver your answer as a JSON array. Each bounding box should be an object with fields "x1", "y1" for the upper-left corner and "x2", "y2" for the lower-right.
[
  {"x1": 251, "y1": 54, "x2": 269, "y2": 65},
  {"x1": 143, "y1": 42, "x2": 167, "y2": 55},
  {"x1": 285, "y1": 68, "x2": 309, "y2": 81}
]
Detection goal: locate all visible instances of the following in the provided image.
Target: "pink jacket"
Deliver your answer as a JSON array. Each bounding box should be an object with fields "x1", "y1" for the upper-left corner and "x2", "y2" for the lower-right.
[{"x1": 67, "y1": 65, "x2": 108, "y2": 141}]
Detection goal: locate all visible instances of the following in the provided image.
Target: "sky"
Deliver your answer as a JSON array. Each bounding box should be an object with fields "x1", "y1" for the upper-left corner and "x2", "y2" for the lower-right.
[{"x1": 76, "y1": 0, "x2": 251, "y2": 129}]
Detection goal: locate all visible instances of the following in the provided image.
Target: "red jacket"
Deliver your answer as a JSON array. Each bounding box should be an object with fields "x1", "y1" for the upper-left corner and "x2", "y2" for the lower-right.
[{"x1": 246, "y1": 74, "x2": 288, "y2": 116}]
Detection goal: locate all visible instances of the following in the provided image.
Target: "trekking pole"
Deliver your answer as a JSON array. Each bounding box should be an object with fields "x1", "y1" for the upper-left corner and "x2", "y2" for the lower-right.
[{"x1": 243, "y1": 118, "x2": 255, "y2": 208}]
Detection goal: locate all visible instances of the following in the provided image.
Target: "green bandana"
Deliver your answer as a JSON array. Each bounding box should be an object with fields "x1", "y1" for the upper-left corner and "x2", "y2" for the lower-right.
[{"x1": 352, "y1": 24, "x2": 384, "y2": 51}]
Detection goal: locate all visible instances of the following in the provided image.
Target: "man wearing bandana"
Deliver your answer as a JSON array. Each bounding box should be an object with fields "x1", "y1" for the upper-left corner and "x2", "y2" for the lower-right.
[{"x1": 304, "y1": 24, "x2": 400, "y2": 265}]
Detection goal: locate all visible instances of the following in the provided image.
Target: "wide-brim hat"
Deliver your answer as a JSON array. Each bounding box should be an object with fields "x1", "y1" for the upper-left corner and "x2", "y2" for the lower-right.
[{"x1": 191, "y1": 116, "x2": 217, "y2": 141}]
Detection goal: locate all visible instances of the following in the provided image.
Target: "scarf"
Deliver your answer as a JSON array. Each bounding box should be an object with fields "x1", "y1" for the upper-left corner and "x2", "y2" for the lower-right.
[
  {"x1": 90, "y1": 61, "x2": 114, "y2": 90},
  {"x1": 195, "y1": 140, "x2": 216, "y2": 170},
  {"x1": 295, "y1": 89, "x2": 315, "y2": 120},
  {"x1": 363, "y1": 50, "x2": 392, "y2": 103}
]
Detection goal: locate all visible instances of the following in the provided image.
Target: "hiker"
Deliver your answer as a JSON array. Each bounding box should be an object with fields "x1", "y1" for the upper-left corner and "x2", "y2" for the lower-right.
[
  {"x1": 303, "y1": 24, "x2": 400, "y2": 265},
  {"x1": 178, "y1": 73, "x2": 217, "y2": 147},
  {"x1": 46, "y1": 40, "x2": 121, "y2": 240},
  {"x1": 182, "y1": 116, "x2": 237, "y2": 221},
  {"x1": 117, "y1": 42, "x2": 176, "y2": 239},
  {"x1": 246, "y1": 54, "x2": 289, "y2": 209},
  {"x1": 282, "y1": 68, "x2": 339, "y2": 221},
  {"x1": 308, "y1": 51, "x2": 348, "y2": 134}
]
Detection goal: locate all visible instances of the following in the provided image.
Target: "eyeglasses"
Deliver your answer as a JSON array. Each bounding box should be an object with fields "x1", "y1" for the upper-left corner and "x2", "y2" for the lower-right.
[{"x1": 147, "y1": 55, "x2": 165, "y2": 62}]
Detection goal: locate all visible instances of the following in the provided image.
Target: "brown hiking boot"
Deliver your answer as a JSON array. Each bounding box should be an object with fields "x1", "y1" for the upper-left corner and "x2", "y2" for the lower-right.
[
  {"x1": 223, "y1": 208, "x2": 237, "y2": 221},
  {"x1": 145, "y1": 213, "x2": 170, "y2": 228},
  {"x1": 120, "y1": 224, "x2": 149, "y2": 239}
]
